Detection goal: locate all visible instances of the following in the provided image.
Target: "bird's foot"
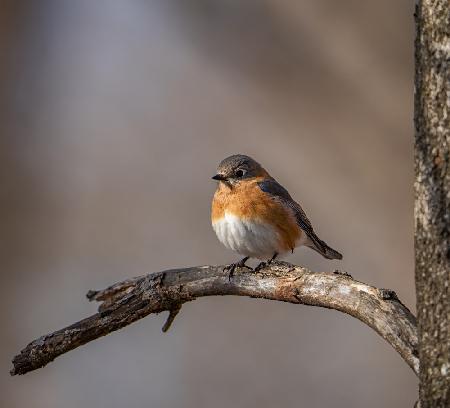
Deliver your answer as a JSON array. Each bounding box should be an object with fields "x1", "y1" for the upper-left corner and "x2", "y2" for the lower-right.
[
  {"x1": 224, "y1": 257, "x2": 251, "y2": 281},
  {"x1": 255, "y1": 253, "x2": 278, "y2": 272},
  {"x1": 223, "y1": 263, "x2": 237, "y2": 281},
  {"x1": 254, "y1": 261, "x2": 267, "y2": 272},
  {"x1": 268, "y1": 252, "x2": 278, "y2": 264},
  {"x1": 333, "y1": 269, "x2": 352, "y2": 278}
]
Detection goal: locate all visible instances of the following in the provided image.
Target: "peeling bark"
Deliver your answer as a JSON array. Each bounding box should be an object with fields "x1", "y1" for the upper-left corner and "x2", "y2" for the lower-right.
[
  {"x1": 414, "y1": 1, "x2": 450, "y2": 406},
  {"x1": 10, "y1": 262, "x2": 418, "y2": 377}
]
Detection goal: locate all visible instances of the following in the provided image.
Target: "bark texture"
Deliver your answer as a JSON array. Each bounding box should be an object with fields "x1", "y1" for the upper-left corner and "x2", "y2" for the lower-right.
[
  {"x1": 414, "y1": 1, "x2": 450, "y2": 406},
  {"x1": 11, "y1": 262, "x2": 418, "y2": 376}
]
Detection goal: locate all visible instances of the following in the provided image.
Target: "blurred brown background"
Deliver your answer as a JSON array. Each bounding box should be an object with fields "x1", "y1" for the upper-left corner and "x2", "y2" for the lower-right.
[{"x1": 1, "y1": 1, "x2": 415, "y2": 407}]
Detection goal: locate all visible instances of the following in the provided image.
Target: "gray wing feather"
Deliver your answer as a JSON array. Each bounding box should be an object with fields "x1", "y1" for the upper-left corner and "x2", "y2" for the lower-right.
[
  {"x1": 257, "y1": 179, "x2": 342, "y2": 260},
  {"x1": 257, "y1": 179, "x2": 314, "y2": 235}
]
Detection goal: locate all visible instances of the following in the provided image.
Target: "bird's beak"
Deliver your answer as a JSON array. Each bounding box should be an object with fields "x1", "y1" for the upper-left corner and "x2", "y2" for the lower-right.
[{"x1": 212, "y1": 174, "x2": 227, "y2": 181}]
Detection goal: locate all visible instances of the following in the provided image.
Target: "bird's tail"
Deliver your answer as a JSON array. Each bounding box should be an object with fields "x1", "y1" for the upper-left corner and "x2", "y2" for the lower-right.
[{"x1": 307, "y1": 234, "x2": 343, "y2": 260}]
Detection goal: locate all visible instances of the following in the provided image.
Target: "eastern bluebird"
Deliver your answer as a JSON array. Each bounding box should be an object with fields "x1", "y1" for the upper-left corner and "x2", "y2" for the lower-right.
[{"x1": 211, "y1": 154, "x2": 342, "y2": 275}]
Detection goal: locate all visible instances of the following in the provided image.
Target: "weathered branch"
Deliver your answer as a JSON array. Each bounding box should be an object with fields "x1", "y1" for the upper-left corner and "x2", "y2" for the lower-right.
[{"x1": 10, "y1": 262, "x2": 418, "y2": 376}]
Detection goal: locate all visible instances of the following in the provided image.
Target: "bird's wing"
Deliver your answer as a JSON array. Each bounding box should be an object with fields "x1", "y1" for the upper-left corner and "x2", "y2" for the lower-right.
[
  {"x1": 257, "y1": 179, "x2": 314, "y2": 236},
  {"x1": 257, "y1": 179, "x2": 343, "y2": 260}
]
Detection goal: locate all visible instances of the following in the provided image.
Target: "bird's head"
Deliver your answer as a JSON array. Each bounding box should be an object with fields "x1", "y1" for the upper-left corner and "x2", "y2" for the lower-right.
[{"x1": 212, "y1": 154, "x2": 268, "y2": 186}]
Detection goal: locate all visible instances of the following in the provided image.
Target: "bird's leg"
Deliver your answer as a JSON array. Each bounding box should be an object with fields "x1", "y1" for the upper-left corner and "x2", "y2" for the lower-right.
[
  {"x1": 268, "y1": 252, "x2": 278, "y2": 264},
  {"x1": 224, "y1": 256, "x2": 251, "y2": 281},
  {"x1": 255, "y1": 252, "x2": 278, "y2": 271}
]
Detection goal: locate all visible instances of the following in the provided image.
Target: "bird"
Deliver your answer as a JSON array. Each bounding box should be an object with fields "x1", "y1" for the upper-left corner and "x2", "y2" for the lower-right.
[{"x1": 211, "y1": 154, "x2": 342, "y2": 276}]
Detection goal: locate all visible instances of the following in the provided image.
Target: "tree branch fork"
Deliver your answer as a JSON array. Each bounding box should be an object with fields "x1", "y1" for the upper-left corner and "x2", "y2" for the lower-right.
[{"x1": 10, "y1": 262, "x2": 418, "y2": 377}]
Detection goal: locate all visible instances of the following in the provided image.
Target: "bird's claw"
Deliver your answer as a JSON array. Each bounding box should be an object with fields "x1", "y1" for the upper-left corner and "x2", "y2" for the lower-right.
[
  {"x1": 223, "y1": 263, "x2": 237, "y2": 281},
  {"x1": 254, "y1": 261, "x2": 267, "y2": 272},
  {"x1": 224, "y1": 258, "x2": 252, "y2": 281}
]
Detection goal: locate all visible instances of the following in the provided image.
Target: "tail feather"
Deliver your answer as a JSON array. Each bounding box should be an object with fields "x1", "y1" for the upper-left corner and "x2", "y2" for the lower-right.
[{"x1": 307, "y1": 235, "x2": 343, "y2": 260}]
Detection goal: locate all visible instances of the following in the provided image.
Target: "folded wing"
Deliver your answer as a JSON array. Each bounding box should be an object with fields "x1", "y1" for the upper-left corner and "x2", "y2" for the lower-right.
[{"x1": 257, "y1": 179, "x2": 343, "y2": 260}]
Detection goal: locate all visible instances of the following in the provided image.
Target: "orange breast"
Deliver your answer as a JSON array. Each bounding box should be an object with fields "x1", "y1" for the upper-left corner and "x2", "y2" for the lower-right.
[{"x1": 211, "y1": 178, "x2": 302, "y2": 252}]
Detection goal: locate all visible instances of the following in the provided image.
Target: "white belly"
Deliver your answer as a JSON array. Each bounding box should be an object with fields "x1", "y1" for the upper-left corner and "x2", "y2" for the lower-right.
[{"x1": 212, "y1": 212, "x2": 281, "y2": 259}]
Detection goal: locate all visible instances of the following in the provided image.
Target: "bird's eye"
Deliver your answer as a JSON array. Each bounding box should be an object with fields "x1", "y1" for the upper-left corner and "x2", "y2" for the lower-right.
[{"x1": 235, "y1": 169, "x2": 246, "y2": 178}]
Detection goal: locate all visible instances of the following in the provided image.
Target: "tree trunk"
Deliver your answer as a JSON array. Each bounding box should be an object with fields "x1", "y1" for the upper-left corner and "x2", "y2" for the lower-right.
[{"x1": 414, "y1": 1, "x2": 450, "y2": 407}]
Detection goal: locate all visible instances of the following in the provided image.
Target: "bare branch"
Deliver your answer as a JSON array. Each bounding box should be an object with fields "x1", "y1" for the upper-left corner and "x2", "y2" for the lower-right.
[
  {"x1": 10, "y1": 262, "x2": 418, "y2": 376},
  {"x1": 161, "y1": 303, "x2": 182, "y2": 333}
]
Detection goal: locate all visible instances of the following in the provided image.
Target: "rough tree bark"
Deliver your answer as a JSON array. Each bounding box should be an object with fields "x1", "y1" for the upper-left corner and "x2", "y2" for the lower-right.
[
  {"x1": 10, "y1": 263, "x2": 418, "y2": 377},
  {"x1": 414, "y1": 1, "x2": 450, "y2": 407}
]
